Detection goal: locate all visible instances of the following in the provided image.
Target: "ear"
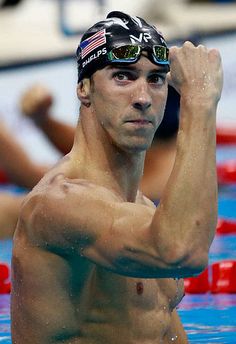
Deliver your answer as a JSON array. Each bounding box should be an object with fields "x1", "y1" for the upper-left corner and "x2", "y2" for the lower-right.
[{"x1": 77, "y1": 78, "x2": 91, "y2": 107}]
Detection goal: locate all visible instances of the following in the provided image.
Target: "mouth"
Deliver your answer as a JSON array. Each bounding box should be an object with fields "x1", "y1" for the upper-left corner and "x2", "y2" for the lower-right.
[{"x1": 125, "y1": 119, "x2": 153, "y2": 127}]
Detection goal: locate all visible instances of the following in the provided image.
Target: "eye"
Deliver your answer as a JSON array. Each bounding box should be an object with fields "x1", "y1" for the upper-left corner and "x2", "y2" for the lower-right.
[
  {"x1": 148, "y1": 74, "x2": 166, "y2": 86},
  {"x1": 113, "y1": 71, "x2": 135, "y2": 82}
]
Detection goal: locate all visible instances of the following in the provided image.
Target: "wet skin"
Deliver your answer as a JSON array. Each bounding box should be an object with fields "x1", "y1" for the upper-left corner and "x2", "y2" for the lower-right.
[
  {"x1": 12, "y1": 53, "x2": 219, "y2": 343},
  {"x1": 11, "y1": 163, "x2": 186, "y2": 344}
]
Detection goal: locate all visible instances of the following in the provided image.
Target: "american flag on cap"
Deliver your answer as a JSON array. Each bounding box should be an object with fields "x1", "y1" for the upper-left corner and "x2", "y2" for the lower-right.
[{"x1": 80, "y1": 29, "x2": 106, "y2": 59}]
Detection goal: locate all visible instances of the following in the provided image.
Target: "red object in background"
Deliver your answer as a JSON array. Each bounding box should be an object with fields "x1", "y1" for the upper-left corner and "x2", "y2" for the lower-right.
[
  {"x1": 217, "y1": 160, "x2": 236, "y2": 184},
  {"x1": 0, "y1": 169, "x2": 9, "y2": 184},
  {"x1": 211, "y1": 260, "x2": 236, "y2": 293},
  {"x1": 0, "y1": 281, "x2": 11, "y2": 294},
  {"x1": 0, "y1": 263, "x2": 11, "y2": 294},
  {"x1": 184, "y1": 267, "x2": 209, "y2": 293},
  {"x1": 0, "y1": 263, "x2": 9, "y2": 280},
  {"x1": 217, "y1": 218, "x2": 236, "y2": 235},
  {"x1": 216, "y1": 126, "x2": 236, "y2": 145}
]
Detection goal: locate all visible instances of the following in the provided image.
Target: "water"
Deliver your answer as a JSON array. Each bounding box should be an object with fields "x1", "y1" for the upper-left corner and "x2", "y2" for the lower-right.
[
  {"x1": 179, "y1": 294, "x2": 236, "y2": 343},
  {"x1": 0, "y1": 295, "x2": 11, "y2": 344}
]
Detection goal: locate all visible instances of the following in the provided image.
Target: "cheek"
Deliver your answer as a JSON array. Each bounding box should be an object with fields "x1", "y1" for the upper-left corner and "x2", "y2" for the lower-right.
[
  {"x1": 92, "y1": 85, "x2": 128, "y2": 115},
  {"x1": 90, "y1": 89, "x2": 120, "y2": 130}
]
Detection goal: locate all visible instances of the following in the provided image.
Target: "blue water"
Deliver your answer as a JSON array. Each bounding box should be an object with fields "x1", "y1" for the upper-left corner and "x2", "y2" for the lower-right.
[{"x1": 180, "y1": 294, "x2": 236, "y2": 343}]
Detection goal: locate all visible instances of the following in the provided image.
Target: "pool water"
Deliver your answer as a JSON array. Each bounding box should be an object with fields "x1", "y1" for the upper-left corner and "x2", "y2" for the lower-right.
[{"x1": 180, "y1": 294, "x2": 236, "y2": 343}]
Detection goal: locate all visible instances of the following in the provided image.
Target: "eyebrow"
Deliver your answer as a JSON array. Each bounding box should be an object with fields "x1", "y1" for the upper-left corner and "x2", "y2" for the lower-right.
[{"x1": 107, "y1": 64, "x2": 169, "y2": 74}]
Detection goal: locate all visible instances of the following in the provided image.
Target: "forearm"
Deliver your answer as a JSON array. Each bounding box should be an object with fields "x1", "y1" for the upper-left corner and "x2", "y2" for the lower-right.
[
  {"x1": 5, "y1": 161, "x2": 47, "y2": 189},
  {"x1": 0, "y1": 126, "x2": 48, "y2": 188},
  {"x1": 0, "y1": 157, "x2": 47, "y2": 189},
  {"x1": 152, "y1": 99, "x2": 217, "y2": 269},
  {"x1": 36, "y1": 116, "x2": 75, "y2": 155},
  {"x1": 20, "y1": 84, "x2": 75, "y2": 155}
]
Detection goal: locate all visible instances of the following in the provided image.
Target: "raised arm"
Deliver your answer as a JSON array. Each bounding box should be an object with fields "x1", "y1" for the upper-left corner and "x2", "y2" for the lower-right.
[
  {"x1": 150, "y1": 42, "x2": 223, "y2": 270},
  {"x1": 20, "y1": 84, "x2": 75, "y2": 155},
  {"x1": 0, "y1": 122, "x2": 47, "y2": 189},
  {"x1": 23, "y1": 42, "x2": 223, "y2": 279}
]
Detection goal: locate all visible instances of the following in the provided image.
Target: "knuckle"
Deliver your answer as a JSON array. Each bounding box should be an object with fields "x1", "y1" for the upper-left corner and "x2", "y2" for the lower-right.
[{"x1": 183, "y1": 41, "x2": 194, "y2": 47}]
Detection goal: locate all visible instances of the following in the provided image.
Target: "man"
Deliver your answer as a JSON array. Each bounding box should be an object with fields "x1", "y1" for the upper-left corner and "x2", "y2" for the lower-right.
[{"x1": 11, "y1": 10, "x2": 223, "y2": 344}]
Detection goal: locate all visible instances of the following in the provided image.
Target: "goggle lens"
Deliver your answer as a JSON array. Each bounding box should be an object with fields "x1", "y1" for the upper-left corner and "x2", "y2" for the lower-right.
[
  {"x1": 153, "y1": 45, "x2": 169, "y2": 63},
  {"x1": 108, "y1": 45, "x2": 140, "y2": 61},
  {"x1": 108, "y1": 44, "x2": 169, "y2": 64}
]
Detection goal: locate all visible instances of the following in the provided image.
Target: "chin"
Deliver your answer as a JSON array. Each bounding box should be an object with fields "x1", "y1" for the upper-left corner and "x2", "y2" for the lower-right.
[{"x1": 117, "y1": 139, "x2": 152, "y2": 154}]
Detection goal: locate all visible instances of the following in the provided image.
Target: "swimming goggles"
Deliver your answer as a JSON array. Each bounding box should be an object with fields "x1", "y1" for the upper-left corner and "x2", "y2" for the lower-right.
[{"x1": 107, "y1": 44, "x2": 169, "y2": 65}]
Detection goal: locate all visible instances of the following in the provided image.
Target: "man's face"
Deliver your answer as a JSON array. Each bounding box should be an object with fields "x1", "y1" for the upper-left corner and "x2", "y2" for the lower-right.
[{"x1": 89, "y1": 55, "x2": 168, "y2": 153}]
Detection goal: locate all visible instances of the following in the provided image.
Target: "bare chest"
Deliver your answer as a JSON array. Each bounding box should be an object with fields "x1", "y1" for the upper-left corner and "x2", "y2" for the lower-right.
[
  {"x1": 85, "y1": 268, "x2": 185, "y2": 316},
  {"x1": 81, "y1": 270, "x2": 185, "y2": 341},
  {"x1": 126, "y1": 277, "x2": 184, "y2": 311}
]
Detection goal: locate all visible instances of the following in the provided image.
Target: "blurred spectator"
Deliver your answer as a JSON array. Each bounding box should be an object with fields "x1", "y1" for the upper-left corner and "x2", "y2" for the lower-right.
[
  {"x1": 20, "y1": 84, "x2": 74, "y2": 155},
  {"x1": 0, "y1": 121, "x2": 48, "y2": 189},
  {"x1": 0, "y1": 192, "x2": 24, "y2": 238},
  {"x1": 0, "y1": 84, "x2": 74, "y2": 238}
]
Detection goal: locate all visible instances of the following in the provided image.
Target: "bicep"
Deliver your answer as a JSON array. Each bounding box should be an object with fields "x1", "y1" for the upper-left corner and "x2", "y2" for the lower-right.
[{"x1": 29, "y1": 179, "x2": 175, "y2": 278}]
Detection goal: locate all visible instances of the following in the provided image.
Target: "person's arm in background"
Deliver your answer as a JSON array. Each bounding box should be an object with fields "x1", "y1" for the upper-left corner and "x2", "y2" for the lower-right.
[
  {"x1": 0, "y1": 193, "x2": 25, "y2": 239},
  {"x1": 0, "y1": 122, "x2": 48, "y2": 189},
  {"x1": 20, "y1": 84, "x2": 75, "y2": 155}
]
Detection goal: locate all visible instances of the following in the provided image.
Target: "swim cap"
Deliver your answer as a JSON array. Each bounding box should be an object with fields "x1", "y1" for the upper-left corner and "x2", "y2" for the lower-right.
[{"x1": 76, "y1": 11, "x2": 169, "y2": 82}]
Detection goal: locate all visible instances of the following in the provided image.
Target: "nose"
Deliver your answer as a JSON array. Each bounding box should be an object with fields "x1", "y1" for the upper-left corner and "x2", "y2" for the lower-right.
[{"x1": 132, "y1": 79, "x2": 152, "y2": 112}]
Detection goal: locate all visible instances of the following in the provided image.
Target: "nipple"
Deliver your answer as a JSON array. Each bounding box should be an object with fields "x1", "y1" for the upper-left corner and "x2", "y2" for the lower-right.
[{"x1": 136, "y1": 282, "x2": 144, "y2": 295}]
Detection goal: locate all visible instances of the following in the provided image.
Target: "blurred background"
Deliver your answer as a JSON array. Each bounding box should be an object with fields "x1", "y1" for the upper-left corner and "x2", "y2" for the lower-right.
[{"x1": 0, "y1": 0, "x2": 236, "y2": 165}]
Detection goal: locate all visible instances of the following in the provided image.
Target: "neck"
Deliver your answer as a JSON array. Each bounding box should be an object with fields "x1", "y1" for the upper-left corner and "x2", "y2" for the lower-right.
[{"x1": 71, "y1": 109, "x2": 146, "y2": 202}]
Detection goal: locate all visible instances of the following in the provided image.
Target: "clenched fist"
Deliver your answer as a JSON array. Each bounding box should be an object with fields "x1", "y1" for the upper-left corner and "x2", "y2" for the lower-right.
[
  {"x1": 20, "y1": 84, "x2": 54, "y2": 122},
  {"x1": 167, "y1": 41, "x2": 223, "y2": 106}
]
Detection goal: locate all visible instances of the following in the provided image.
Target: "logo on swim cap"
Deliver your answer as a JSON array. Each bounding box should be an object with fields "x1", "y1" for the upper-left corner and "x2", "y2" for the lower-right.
[
  {"x1": 80, "y1": 29, "x2": 106, "y2": 59},
  {"x1": 129, "y1": 33, "x2": 152, "y2": 44},
  {"x1": 76, "y1": 11, "x2": 169, "y2": 82}
]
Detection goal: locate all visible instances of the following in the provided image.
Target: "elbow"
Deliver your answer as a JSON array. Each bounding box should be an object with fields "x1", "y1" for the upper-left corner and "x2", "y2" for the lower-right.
[
  {"x1": 161, "y1": 245, "x2": 209, "y2": 277},
  {"x1": 182, "y1": 250, "x2": 209, "y2": 277}
]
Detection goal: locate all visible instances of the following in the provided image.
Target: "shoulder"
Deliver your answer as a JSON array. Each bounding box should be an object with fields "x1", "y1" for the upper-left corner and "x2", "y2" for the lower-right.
[{"x1": 19, "y1": 173, "x2": 121, "y2": 234}]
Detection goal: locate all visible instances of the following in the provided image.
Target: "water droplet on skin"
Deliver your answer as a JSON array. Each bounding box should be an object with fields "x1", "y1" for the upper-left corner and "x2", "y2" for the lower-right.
[{"x1": 171, "y1": 335, "x2": 178, "y2": 341}]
